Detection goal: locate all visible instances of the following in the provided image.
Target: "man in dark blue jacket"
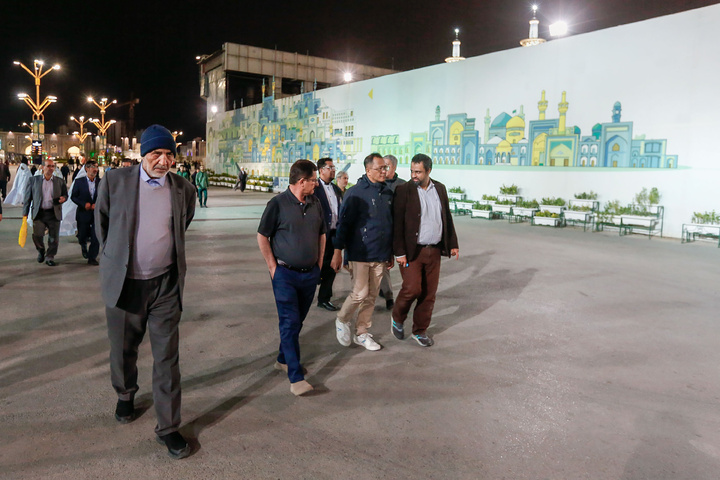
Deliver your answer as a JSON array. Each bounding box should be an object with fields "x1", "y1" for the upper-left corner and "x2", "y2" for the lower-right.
[
  {"x1": 331, "y1": 153, "x2": 393, "y2": 351},
  {"x1": 71, "y1": 160, "x2": 101, "y2": 265},
  {"x1": 314, "y1": 157, "x2": 343, "y2": 311}
]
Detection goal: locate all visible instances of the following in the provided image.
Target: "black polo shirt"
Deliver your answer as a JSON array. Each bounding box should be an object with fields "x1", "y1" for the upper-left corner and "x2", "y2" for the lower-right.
[{"x1": 258, "y1": 188, "x2": 326, "y2": 269}]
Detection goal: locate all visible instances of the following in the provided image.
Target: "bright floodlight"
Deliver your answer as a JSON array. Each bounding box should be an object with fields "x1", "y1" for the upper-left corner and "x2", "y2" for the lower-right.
[
  {"x1": 549, "y1": 21, "x2": 568, "y2": 36},
  {"x1": 13, "y1": 61, "x2": 20, "y2": 65},
  {"x1": 532, "y1": 4, "x2": 538, "y2": 13},
  {"x1": 87, "y1": 97, "x2": 94, "y2": 102},
  {"x1": 17, "y1": 93, "x2": 28, "y2": 98},
  {"x1": 36, "y1": 59, "x2": 44, "y2": 65},
  {"x1": 110, "y1": 120, "x2": 116, "y2": 124},
  {"x1": 211, "y1": 105, "x2": 218, "y2": 113},
  {"x1": 343, "y1": 72, "x2": 353, "y2": 82},
  {"x1": 53, "y1": 64, "x2": 61, "y2": 70}
]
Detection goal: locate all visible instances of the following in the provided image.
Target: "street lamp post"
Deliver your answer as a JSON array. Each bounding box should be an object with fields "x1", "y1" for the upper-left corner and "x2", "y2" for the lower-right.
[
  {"x1": 172, "y1": 131, "x2": 183, "y2": 161},
  {"x1": 14, "y1": 59, "x2": 61, "y2": 157},
  {"x1": 88, "y1": 96, "x2": 117, "y2": 163},
  {"x1": 70, "y1": 115, "x2": 92, "y2": 153}
]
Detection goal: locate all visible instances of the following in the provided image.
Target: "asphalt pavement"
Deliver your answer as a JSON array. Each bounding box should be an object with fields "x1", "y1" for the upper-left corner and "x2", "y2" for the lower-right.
[{"x1": 1, "y1": 185, "x2": 719, "y2": 479}]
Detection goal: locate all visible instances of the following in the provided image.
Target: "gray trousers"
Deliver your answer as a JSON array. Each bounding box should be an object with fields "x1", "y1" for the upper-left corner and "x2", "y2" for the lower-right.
[
  {"x1": 106, "y1": 268, "x2": 182, "y2": 436},
  {"x1": 32, "y1": 209, "x2": 60, "y2": 260}
]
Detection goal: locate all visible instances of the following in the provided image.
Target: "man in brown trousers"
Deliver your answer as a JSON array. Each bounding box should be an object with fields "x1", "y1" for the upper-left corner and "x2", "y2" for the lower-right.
[{"x1": 391, "y1": 153, "x2": 459, "y2": 347}]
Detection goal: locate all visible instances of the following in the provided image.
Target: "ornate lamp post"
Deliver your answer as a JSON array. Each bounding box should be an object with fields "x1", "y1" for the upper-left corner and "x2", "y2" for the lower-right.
[
  {"x1": 70, "y1": 115, "x2": 92, "y2": 153},
  {"x1": 88, "y1": 97, "x2": 117, "y2": 161},
  {"x1": 14, "y1": 59, "x2": 61, "y2": 156}
]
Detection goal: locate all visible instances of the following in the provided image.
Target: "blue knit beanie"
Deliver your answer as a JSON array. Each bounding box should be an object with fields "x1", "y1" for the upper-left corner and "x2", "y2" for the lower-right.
[{"x1": 140, "y1": 124, "x2": 177, "y2": 156}]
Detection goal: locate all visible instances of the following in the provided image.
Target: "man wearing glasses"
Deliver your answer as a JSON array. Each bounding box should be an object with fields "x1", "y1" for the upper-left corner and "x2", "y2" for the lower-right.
[
  {"x1": 22, "y1": 159, "x2": 68, "y2": 266},
  {"x1": 258, "y1": 160, "x2": 326, "y2": 396},
  {"x1": 96, "y1": 124, "x2": 197, "y2": 459},
  {"x1": 331, "y1": 153, "x2": 394, "y2": 351},
  {"x1": 314, "y1": 157, "x2": 343, "y2": 311}
]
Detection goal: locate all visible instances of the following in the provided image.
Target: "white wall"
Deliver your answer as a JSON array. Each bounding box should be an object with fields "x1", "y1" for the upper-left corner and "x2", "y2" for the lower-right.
[{"x1": 208, "y1": 4, "x2": 720, "y2": 238}]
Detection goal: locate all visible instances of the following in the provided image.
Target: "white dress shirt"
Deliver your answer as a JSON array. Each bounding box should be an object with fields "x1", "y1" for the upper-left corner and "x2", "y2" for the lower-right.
[
  {"x1": 320, "y1": 178, "x2": 339, "y2": 229},
  {"x1": 41, "y1": 176, "x2": 55, "y2": 209}
]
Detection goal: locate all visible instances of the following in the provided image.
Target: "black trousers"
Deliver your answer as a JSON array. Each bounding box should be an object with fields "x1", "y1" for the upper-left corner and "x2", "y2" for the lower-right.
[
  {"x1": 32, "y1": 209, "x2": 60, "y2": 260},
  {"x1": 77, "y1": 218, "x2": 99, "y2": 261},
  {"x1": 105, "y1": 268, "x2": 182, "y2": 436},
  {"x1": 317, "y1": 229, "x2": 337, "y2": 304},
  {"x1": 0, "y1": 180, "x2": 6, "y2": 199}
]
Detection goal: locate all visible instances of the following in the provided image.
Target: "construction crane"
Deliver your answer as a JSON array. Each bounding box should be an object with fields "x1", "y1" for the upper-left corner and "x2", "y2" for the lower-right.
[{"x1": 116, "y1": 95, "x2": 140, "y2": 138}]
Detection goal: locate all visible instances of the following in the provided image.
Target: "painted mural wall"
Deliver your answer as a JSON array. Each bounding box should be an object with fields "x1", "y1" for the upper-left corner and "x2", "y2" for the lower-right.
[{"x1": 206, "y1": 4, "x2": 720, "y2": 238}]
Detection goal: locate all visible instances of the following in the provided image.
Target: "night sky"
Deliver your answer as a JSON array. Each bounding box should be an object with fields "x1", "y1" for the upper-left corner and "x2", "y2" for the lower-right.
[{"x1": 1, "y1": 0, "x2": 717, "y2": 141}]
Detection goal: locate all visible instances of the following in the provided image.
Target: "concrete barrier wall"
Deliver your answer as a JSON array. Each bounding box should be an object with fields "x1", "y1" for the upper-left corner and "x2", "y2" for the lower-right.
[{"x1": 206, "y1": 4, "x2": 720, "y2": 238}]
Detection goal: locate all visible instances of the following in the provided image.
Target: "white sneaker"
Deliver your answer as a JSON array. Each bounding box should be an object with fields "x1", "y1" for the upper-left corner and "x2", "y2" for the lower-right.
[
  {"x1": 336, "y1": 318, "x2": 351, "y2": 346},
  {"x1": 353, "y1": 333, "x2": 382, "y2": 351}
]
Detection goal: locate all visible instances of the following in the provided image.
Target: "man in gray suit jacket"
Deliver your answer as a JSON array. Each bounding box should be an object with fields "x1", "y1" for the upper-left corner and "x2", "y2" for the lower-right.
[
  {"x1": 22, "y1": 159, "x2": 68, "y2": 266},
  {"x1": 95, "y1": 125, "x2": 196, "y2": 459}
]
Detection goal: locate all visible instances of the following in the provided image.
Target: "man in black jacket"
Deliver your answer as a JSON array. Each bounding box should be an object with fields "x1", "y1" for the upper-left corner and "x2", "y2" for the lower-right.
[
  {"x1": 331, "y1": 153, "x2": 394, "y2": 351},
  {"x1": 314, "y1": 157, "x2": 343, "y2": 311},
  {"x1": 0, "y1": 160, "x2": 10, "y2": 200},
  {"x1": 71, "y1": 160, "x2": 101, "y2": 265}
]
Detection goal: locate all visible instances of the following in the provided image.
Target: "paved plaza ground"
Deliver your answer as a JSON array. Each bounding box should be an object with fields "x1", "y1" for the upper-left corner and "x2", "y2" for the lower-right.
[{"x1": 1, "y1": 185, "x2": 719, "y2": 479}]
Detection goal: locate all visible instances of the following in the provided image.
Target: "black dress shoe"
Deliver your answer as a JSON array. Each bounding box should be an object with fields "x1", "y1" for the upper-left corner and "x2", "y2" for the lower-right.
[
  {"x1": 37, "y1": 251, "x2": 45, "y2": 263},
  {"x1": 156, "y1": 431, "x2": 191, "y2": 459},
  {"x1": 114, "y1": 399, "x2": 135, "y2": 424},
  {"x1": 386, "y1": 299, "x2": 394, "y2": 310},
  {"x1": 81, "y1": 246, "x2": 88, "y2": 259},
  {"x1": 45, "y1": 260, "x2": 56, "y2": 267},
  {"x1": 378, "y1": 290, "x2": 386, "y2": 299},
  {"x1": 317, "y1": 301, "x2": 339, "y2": 311},
  {"x1": 87, "y1": 258, "x2": 99, "y2": 265}
]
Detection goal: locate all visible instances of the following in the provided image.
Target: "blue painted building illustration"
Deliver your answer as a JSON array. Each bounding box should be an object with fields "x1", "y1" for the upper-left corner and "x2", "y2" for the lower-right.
[
  {"x1": 207, "y1": 85, "x2": 362, "y2": 175},
  {"x1": 371, "y1": 90, "x2": 678, "y2": 168}
]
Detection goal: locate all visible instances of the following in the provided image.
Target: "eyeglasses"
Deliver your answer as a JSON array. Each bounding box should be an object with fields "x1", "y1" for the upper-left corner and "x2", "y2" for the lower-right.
[
  {"x1": 147, "y1": 150, "x2": 176, "y2": 160},
  {"x1": 371, "y1": 166, "x2": 389, "y2": 172},
  {"x1": 303, "y1": 177, "x2": 319, "y2": 183},
  {"x1": 323, "y1": 165, "x2": 336, "y2": 170}
]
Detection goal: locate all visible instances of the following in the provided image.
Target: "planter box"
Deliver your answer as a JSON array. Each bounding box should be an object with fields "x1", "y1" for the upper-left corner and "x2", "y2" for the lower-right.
[
  {"x1": 630, "y1": 204, "x2": 662, "y2": 215},
  {"x1": 539, "y1": 205, "x2": 565, "y2": 214},
  {"x1": 570, "y1": 199, "x2": 597, "y2": 209},
  {"x1": 565, "y1": 210, "x2": 593, "y2": 222},
  {"x1": 456, "y1": 201, "x2": 475, "y2": 210},
  {"x1": 533, "y1": 216, "x2": 561, "y2": 227},
  {"x1": 621, "y1": 215, "x2": 656, "y2": 227},
  {"x1": 684, "y1": 224, "x2": 720, "y2": 235},
  {"x1": 493, "y1": 204, "x2": 513, "y2": 214},
  {"x1": 471, "y1": 209, "x2": 497, "y2": 219},
  {"x1": 476, "y1": 199, "x2": 495, "y2": 205},
  {"x1": 513, "y1": 207, "x2": 537, "y2": 217},
  {"x1": 448, "y1": 192, "x2": 466, "y2": 201},
  {"x1": 497, "y1": 194, "x2": 521, "y2": 203}
]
